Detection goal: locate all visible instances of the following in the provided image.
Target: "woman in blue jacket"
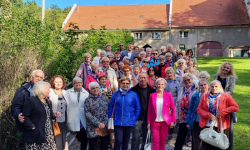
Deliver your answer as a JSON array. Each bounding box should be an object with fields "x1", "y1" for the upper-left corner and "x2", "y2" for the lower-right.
[
  {"x1": 109, "y1": 77, "x2": 141, "y2": 150},
  {"x1": 186, "y1": 79, "x2": 209, "y2": 150}
]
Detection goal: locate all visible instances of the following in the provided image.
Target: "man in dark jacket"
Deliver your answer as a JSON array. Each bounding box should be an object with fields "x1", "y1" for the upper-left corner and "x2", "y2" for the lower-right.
[
  {"x1": 11, "y1": 70, "x2": 44, "y2": 132},
  {"x1": 161, "y1": 43, "x2": 177, "y2": 62},
  {"x1": 131, "y1": 73, "x2": 156, "y2": 150}
]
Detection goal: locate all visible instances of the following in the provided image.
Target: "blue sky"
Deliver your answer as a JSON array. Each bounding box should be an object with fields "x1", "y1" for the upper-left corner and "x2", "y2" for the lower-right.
[{"x1": 24, "y1": 0, "x2": 170, "y2": 9}]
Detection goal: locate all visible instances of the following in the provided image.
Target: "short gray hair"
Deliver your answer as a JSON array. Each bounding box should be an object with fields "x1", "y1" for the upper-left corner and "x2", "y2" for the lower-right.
[
  {"x1": 165, "y1": 52, "x2": 173, "y2": 58},
  {"x1": 123, "y1": 56, "x2": 130, "y2": 61},
  {"x1": 155, "y1": 78, "x2": 167, "y2": 85},
  {"x1": 167, "y1": 43, "x2": 173, "y2": 49},
  {"x1": 84, "y1": 53, "x2": 91, "y2": 58},
  {"x1": 73, "y1": 77, "x2": 82, "y2": 84},
  {"x1": 140, "y1": 51, "x2": 146, "y2": 55},
  {"x1": 160, "y1": 46, "x2": 166, "y2": 50},
  {"x1": 32, "y1": 81, "x2": 50, "y2": 97},
  {"x1": 31, "y1": 69, "x2": 44, "y2": 78},
  {"x1": 199, "y1": 78, "x2": 209, "y2": 87},
  {"x1": 133, "y1": 64, "x2": 140, "y2": 70},
  {"x1": 102, "y1": 57, "x2": 110, "y2": 62},
  {"x1": 146, "y1": 48, "x2": 152, "y2": 52},
  {"x1": 89, "y1": 82, "x2": 99, "y2": 90},
  {"x1": 165, "y1": 67, "x2": 174, "y2": 74},
  {"x1": 91, "y1": 61, "x2": 99, "y2": 68},
  {"x1": 97, "y1": 49, "x2": 102, "y2": 53},
  {"x1": 210, "y1": 80, "x2": 224, "y2": 93},
  {"x1": 139, "y1": 72, "x2": 148, "y2": 79},
  {"x1": 182, "y1": 73, "x2": 193, "y2": 79},
  {"x1": 177, "y1": 58, "x2": 186, "y2": 64},
  {"x1": 198, "y1": 71, "x2": 210, "y2": 80},
  {"x1": 100, "y1": 50, "x2": 106, "y2": 55}
]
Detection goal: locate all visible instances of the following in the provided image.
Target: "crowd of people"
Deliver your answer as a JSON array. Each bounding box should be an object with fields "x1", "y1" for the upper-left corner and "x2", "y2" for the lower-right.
[{"x1": 11, "y1": 43, "x2": 239, "y2": 150}]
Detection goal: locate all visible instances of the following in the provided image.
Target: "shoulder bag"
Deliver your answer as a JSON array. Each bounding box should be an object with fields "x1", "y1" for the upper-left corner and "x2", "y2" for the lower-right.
[
  {"x1": 90, "y1": 98, "x2": 108, "y2": 137},
  {"x1": 107, "y1": 92, "x2": 119, "y2": 132}
]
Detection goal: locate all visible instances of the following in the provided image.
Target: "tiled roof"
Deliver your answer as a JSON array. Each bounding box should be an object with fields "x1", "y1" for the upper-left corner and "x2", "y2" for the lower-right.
[
  {"x1": 171, "y1": 0, "x2": 250, "y2": 27},
  {"x1": 63, "y1": 5, "x2": 169, "y2": 30}
]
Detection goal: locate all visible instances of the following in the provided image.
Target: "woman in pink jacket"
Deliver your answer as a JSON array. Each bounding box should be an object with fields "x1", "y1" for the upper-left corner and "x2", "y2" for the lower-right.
[
  {"x1": 86, "y1": 61, "x2": 110, "y2": 91},
  {"x1": 147, "y1": 78, "x2": 176, "y2": 150}
]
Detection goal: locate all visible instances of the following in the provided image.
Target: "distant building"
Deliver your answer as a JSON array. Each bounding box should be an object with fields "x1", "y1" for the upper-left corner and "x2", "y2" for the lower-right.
[{"x1": 63, "y1": 0, "x2": 250, "y2": 57}]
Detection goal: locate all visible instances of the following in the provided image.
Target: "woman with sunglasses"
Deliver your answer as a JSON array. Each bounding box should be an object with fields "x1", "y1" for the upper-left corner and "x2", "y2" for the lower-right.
[
  {"x1": 147, "y1": 66, "x2": 158, "y2": 89},
  {"x1": 174, "y1": 73, "x2": 199, "y2": 150},
  {"x1": 109, "y1": 77, "x2": 141, "y2": 150},
  {"x1": 148, "y1": 50, "x2": 160, "y2": 68},
  {"x1": 140, "y1": 58, "x2": 149, "y2": 73}
]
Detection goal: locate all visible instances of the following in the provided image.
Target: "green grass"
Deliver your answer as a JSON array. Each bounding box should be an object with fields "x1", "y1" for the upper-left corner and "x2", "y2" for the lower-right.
[{"x1": 197, "y1": 57, "x2": 250, "y2": 150}]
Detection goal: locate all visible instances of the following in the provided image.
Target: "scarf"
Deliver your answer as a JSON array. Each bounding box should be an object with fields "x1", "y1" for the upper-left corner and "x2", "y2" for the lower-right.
[
  {"x1": 100, "y1": 85, "x2": 106, "y2": 92},
  {"x1": 207, "y1": 92, "x2": 221, "y2": 123},
  {"x1": 180, "y1": 84, "x2": 195, "y2": 121},
  {"x1": 86, "y1": 62, "x2": 92, "y2": 74},
  {"x1": 102, "y1": 66, "x2": 108, "y2": 75},
  {"x1": 167, "y1": 76, "x2": 175, "y2": 80},
  {"x1": 119, "y1": 88, "x2": 128, "y2": 96},
  {"x1": 91, "y1": 70, "x2": 100, "y2": 81},
  {"x1": 178, "y1": 68, "x2": 184, "y2": 76}
]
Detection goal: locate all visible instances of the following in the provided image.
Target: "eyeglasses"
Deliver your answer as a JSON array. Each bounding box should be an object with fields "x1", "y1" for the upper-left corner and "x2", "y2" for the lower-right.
[
  {"x1": 123, "y1": 70, "x2": 130, "y2": 73},
  {"x1": 74, "y1": 82, "x2": 82, "y2": 84},
  {"x1": 152, "y1": 53, "x2": 158, "y2": 55},
  {"x1": 143, "y1": 61, "x2": 149, "y2": 63},
  {"x1": 91, "y1": 87, "x2": 99, "y2": 90},
  {"x1": 183, "y1": 78, "x2": 191, "y2": 83},
  {"x1": 102, "y1": 61, "x2": 109, "y2": 63},
  {"x1": 122, "y1": 82, "x2": 130, "y2": 85}
]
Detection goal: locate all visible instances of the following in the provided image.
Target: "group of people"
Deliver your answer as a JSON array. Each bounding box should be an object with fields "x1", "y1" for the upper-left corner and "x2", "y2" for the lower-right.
[{"x1": 11, "y1": 42, "x2": 239, "y2": 150}]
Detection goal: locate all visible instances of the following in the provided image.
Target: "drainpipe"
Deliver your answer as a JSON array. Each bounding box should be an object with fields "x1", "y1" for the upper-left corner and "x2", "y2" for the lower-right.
[{"x1": 169, "y1": 0, "x2": 173, "y2": 44}]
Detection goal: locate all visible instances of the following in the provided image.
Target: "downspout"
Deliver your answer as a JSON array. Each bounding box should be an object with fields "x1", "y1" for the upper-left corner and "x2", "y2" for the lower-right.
[{"x1": 169, "y1": 0, "x2": 173, "y2": 44}]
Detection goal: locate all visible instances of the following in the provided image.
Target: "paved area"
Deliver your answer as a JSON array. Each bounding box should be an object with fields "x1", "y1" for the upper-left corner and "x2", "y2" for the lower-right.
[{"x1": 67, "y1": 132, "x2": 192, "y2": 150}]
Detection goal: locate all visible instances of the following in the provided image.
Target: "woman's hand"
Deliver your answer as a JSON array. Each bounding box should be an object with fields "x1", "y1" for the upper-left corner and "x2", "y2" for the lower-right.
[
  {"x1": 216, "y1": 113, "x2": 221, "y2": 118},
  {"x1": 210, "y1": 115, "x2": 217, "y2": 121},
  {"x1": 170, "y1": 122, "x2": 175, "y2": 128},
  {"x1": 186, "y1": 124, "x2": 190, "y2": 129},
  {"x1": 54, "y1": 111, "x2": 62, "y2": 118},
  {"x1": 99, "y1": 123, "x2": 105, "y2": 129},
  {"x1": 147, "y1": 124, "x2": 150, "y2": 130}
]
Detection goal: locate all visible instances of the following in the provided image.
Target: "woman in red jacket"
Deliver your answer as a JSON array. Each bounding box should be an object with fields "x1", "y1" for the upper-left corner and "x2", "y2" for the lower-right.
[{"x1": 197, "y1": 80, "x2": 239, "y2": 150}]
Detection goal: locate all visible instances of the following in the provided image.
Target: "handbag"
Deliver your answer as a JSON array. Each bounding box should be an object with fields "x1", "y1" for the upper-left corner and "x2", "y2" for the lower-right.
[
  {"x1": 107, "y1": 92, "x2": 119, "y2": 132},
  {"x1": 144, "y1": 130, "x2": 152, "y2": 150},
  {"x1": 199, "y1": 97, "x2": 229, "y2": 149},
  {"x1": 53, "y1": 121, "x2": 61, "y2": 136},
  {"x1": 90, "y1": 98, "x2": 108, "y2": 137}
]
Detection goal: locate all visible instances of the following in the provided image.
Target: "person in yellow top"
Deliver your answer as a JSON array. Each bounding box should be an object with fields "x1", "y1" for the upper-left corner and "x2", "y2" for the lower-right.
[{"x1": 173, "y1": 53, "x2": 183, "y2": 70}]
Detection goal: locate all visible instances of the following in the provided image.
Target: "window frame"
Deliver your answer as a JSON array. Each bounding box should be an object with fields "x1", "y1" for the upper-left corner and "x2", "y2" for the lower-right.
[
  {"x1": 151, "y1": 32, "x2": 161, "y2": 40},
  {"x1": 179, "y1": 31, "x2": 189, "y2": 39},
  {"x1": 134, "y1": 32, "x2": 142, "y2": 40}
]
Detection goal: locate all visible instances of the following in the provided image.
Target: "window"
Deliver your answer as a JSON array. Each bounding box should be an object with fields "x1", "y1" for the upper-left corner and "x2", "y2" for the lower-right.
[
  {"x1": 134, "y1": 33, "x2": 142, "y2": 40},
  {"x1": 179, "y1": 31, "x2": 189, "y2": 38},
  {"x1": 151, "y1": 32, "x2": 161, "y2": 39}
]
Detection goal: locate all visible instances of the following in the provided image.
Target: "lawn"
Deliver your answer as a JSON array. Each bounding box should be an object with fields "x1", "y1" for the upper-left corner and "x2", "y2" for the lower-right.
[{"x1": 197, "y1": 57, "x2": 250, "y2": 150}]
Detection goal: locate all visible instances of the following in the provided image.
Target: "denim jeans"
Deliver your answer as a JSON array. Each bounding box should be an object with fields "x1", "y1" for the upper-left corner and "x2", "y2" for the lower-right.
[{"x1": 131, "y1": 119, "x2": 148, "y2": 150}]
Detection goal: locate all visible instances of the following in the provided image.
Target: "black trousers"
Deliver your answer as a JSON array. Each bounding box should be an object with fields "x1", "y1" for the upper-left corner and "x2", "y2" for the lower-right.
[
  {"x1": 76, "y1": 127, "x2": 88, "y2": 150},
  {"x1": 192, "y1": 122, "x2": 203, "y2": 150},
  {"x1": 174, "y1": 123, "x2": 189, "y2": 150},
  {"x1": 114, "y1": 126, "x2": 133, "y2": 150},
  {"x1": 88, "y1": 135, "x2": 109, "y2": 150}
]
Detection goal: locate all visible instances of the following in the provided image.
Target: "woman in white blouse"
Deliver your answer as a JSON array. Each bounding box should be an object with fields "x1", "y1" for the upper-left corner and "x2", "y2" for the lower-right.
[{"x1": 67, "y1": 77, "x2": 89, "y2": 150}]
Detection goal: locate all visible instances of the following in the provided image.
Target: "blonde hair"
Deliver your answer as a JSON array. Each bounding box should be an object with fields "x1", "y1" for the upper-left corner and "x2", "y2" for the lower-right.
[
  {"x1": 165, "y1": 53, "x2": 173, "y2": 58},
  {"x1": 165, "y1": 67, "x2": 174, "y2": 74},
  {"x1": 159, "y1": 55, "x2": 165, "y2": 59},
  {"x1": 33, "y1": 81, "x2": 50, "y2": 97},
  {"x1": 217, "y1": 62, "x2": 237, "y2": 78},
  {"x1": 120, "y1": 77, "x2": 131, "y2": 83},
  {"x1": 198, "y1": 71, "x2": 210, "y2": 80},
  {"x1": 184, "y1": 66, "x2": 194, "y2": 74},
  {"x1": 155, "y1": 78, "x2": 167, "y2": 85}
]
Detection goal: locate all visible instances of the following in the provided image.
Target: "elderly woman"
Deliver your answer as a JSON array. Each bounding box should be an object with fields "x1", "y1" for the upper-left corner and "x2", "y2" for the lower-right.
[
  {"x1": 134, "y1": 46, "x2": 140, "y2": 53},
  {"x1": 198, "y1": 71, "x2": 210, "y2": 80},
  {"x1": 84, "y1": 82, "x2": 109, "y2": 150},
  {"x1": 146, "y1": 47, "x2": 152, "y2": 60},
  {"x1": 107, "y1": 53, "x2": 115, "y2": 61},
  {"x1": 109, "y1": 77, "x2": 141, "y2": 150},
  {"x1": 164, "y1": 67, "x2": 180, "y2": 139},
  {"x1": 120, "y1": 65, "x2": 136, "y2": 88},
  {"x1": 132, "y1": 64, "x2": 140, "y2": 84},
  {"x1": 214, "y1": 62, "x2": 237, "y2": 95},
  {"x1": 160, "y1": 46, "x2": 167, "y2": 55},
  {"x1": 123, "y1": 56, "x2": 130, "y2": 66},
  {"x1": 86, "y1": 61, "x2": 110, "y2": 91},
  {"x1": 93, "y1": 49, "x2": 102, "y2": 66},
  {"x1": 99, "y1": 50, "x2": 106, "y2": 67},
  {"x1": 197, "y1": 80, "x2": 239, "y2": 150},
  {"x1": 110, "y1": 60, "x2": 123, "y2": 79},
  {"x1": 155, "y1": 55, "x2": 168, "y2": 78},
  {"x1": 188, "y1": 60, "x2": 199, "y2": 77},
  {"x1": 186, "y1": 49, "x2": 198, "y2": 67},
  {"x1": 49, "y1": 75, "x2": 68, "y2": 150},
  {"x1": 67, "y1": 77, "x2": 89, "y2": 150},
  {"x1": 75, "y1": 53, "x2": 92, "y2": 89},
  {"x1": 23, "y1": 81, "x2": 56, "y2": 150},
  {"x1": 186, "y1": 79, "x2": 209, "y2": 150},
  {"x1": 98, "y1": 75, "x2": 112, "y2": 100},
  {"x1": 165, "y1": 53, "x2": 174, "y2": 67},
  {"x1": 148, "y1": 66, "x2": 158, "y2": 89},
  {"x1": 147, "y1": 78, "x2": 176, "y2": 150},
  {"x1": 174, "y1": 73, "x2": 199, "y2": 150},
  {"x1": 140, "y1": 58, "x2": 149, "y2": 73},
  {"x1": 175, "y1": 58, "x2": 186, "y2": 80},
  {"x1": 174, "y1": 53, "x2": 183, "y2": 70},
  {"x1": 139, "y1": 51, "x2": 146, "y2": 66}
]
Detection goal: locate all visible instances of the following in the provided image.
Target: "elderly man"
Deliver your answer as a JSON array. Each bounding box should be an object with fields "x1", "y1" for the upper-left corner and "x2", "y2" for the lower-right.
[
  {"x1": 100, "y1": 57, "x2": 118, "y2": 92},
  {"x1": 131, "y1": 73, "x2": 156, "y2": 150},
  {"x1": 118, "y1": 43, "x2": 125, "y2": 51},
  {"x1": 148, "y1": 49, "x2": 160, "y2": 67},
  {"x1": 160, "y1": 46, "x2": 167, "y2": 56},
  {"x1": 11, "y1": 70, "x2": 44, "y2": 148},
  {"x1": 121, "y1": 43, "x2": 138, "y2": 64},
  {"x1": 106, "y1": 44, "x2": 112, "y2": 55},
  {"x1": 166, "y1": 43, "x2": 177, "y2": 62}
]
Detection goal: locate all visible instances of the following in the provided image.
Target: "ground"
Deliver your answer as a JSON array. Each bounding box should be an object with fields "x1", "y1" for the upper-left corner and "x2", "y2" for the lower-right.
[{"x1": 68, "y1": 57, "x2": 250, "y2": 150}]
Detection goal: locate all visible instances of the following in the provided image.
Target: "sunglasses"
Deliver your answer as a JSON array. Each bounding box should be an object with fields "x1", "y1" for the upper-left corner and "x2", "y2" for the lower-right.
[
  {"x1": 122, "y1": 83, "x2": 130, "y2": 85},
  {"x1": 143, "y1": 61, "x2": 149, "y2": 63},
  {"x1": 152, "y1": 53, "x2": 158, "y2": 55}
]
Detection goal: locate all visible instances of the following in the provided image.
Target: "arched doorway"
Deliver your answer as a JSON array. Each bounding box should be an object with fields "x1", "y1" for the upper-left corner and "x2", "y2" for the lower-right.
[{"x1": 197, "y1": 41, "x2": 223, "y2": 57}]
